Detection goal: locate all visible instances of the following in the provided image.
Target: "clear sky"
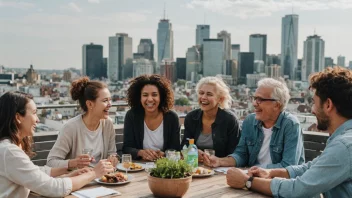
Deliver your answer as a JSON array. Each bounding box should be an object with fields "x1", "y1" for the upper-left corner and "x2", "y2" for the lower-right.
[{"x1": 0, "y1": 0, "x2": 351, "y2": 69}]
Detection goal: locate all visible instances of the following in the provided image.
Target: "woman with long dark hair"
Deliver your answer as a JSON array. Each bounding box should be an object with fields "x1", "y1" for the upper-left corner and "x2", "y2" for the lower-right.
[{"x1": 0, "y1": 91, "x2": 114, "y2": 197}]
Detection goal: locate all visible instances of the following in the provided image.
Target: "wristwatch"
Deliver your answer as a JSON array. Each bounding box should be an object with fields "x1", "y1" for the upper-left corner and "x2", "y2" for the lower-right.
[{"x1": 245, "y1": 176, "x2": 254, "y2": 189}]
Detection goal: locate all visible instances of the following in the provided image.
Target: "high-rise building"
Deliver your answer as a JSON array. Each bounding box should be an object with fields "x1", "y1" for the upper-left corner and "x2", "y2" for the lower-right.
[
  {"x1": 203, "y1": 39, "x2": 224, "y2": 77},
  {"x1": 267, "y1": 54, "x2": 281, "y2": 66},
  {"x1": 254, "y1": 60, "x2": 265, "y2": 73},
  {"x1": 231, "y1": 44, "x2": 240, "y2": 61},
  {"x1": 196, "y1": 25, "x2": 210, "y2": 46},
  {"x1": 337, "y1": 55, "x2": 346, "y2": 67},
  {"x1": 266, "y1": 64, "x2": 282, "y2": 79},
  {"x1": 63, "y1": 70, "x2": 72, "y2": 82},
  {"x1": 108, "y1": 33, "x2": 132, "y2": 81},
  {"x1": 349, "y1": 61, "x2": 352, "y2": 68},
  {"x1": 281, "y1": 14, "x2": 299, "y2": 80},
  {"x1": 157, "y1": 18, "x2": 174, "y2": 64},
  {"x1": 160, "y1": 60, "x2": 176, "y2": 83},
  {"x1": 82, "y1": 43, "x2": 106, "y2": 80},
  {"x1": 324, "y1": 57, "x2": 334, "y2": 68},
  {"x1": 217, "y1": 30, "x2": 231, "y2": 60},
  {"x1": 249, "y1": 34, "x2": 267, "y2": 66},
  {"x1": 176, "y1": 58, "x2": 186, "y2": 80},
  {"x1": 133, "y1": 59, "x2": 154, "y2": 77},
  {"x1": 137, "y1": 39, "x2": 154, "y2": 60},
  {"x1": 301, "y1": 35, "x2": 325, "y2": 81},
  {"x1": 239, "y1": 52, "x2": 254, "y2": 84},
  {"x1": 186, "y1": 46, "x2": 201, "y2": 82}
]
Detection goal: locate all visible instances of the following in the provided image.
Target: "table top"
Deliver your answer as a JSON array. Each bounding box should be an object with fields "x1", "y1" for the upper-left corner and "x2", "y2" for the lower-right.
[{"x1": 63, "y1": 167, "x2": 269, "y2": 198}]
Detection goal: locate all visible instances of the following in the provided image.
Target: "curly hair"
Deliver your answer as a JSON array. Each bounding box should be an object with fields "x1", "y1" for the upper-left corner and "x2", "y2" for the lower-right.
[
  {"x1": 0, "y1": 91, "x2": 35, "y2": 158},
  {"x1": 309, "y1": 66, "x2": 352, "y2": 119},
  {"x1": 70, "y1": 76, "x2": 107, "y2": 112},
  {"x1": 127, "y1": 74, "x2": 174, "y2": 113}
]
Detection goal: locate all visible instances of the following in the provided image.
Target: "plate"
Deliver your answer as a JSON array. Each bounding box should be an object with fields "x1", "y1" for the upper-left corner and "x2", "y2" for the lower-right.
[
  {"x1": 94, "y1": 175, "x2": 134, "y2": 185},
  {"x1": 116, "y1": 163, "x2": 145, "y2": 172},
  {"x1": 192, "y1": 170, "x2": 215, "y2": 178}
]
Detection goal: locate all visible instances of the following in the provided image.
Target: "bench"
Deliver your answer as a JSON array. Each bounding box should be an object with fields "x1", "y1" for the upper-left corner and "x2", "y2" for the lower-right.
[{"x1": 303, "y1": 131, "x2": 329, "y2": 162}]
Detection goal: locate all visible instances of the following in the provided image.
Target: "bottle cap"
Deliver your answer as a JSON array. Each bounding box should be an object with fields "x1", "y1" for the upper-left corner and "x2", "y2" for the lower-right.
[{"x1": 189, "y1": 139, "x2": 194, "y2": 144}]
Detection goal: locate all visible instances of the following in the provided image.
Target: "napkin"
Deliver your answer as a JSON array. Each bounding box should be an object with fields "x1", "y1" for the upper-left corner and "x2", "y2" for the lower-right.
[
  {"x1": 213, "y1": 167, "x2": 248, "y2": 174},
  {"x1": 71, "y1": 187, "x2": 121, "y2": 198}
]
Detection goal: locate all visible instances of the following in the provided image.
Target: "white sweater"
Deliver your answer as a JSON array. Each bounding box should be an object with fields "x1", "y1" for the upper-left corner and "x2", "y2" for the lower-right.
[{"x1": 0, "y1": 139, "x2": 72, "y2": 198}]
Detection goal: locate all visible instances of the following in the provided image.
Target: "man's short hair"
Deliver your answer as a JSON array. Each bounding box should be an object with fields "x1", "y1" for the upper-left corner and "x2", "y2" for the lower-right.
[{"x1": 309, "y1": 66, "x2": 352, "y2": 119}]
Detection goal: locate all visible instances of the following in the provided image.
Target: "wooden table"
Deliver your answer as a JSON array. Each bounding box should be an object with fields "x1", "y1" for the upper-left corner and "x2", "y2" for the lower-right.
[{"x1": 64, "y1": 168, "x2": 269, "y2": 198}]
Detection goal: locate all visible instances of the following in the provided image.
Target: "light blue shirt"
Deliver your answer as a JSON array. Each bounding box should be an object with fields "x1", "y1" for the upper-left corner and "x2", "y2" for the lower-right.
[
  {"x1": 229, "y1": 112, "x2": 305, "y2": 168},
  {"x1": 271, "y1": 119, "x2": 352, "y2": 198}
]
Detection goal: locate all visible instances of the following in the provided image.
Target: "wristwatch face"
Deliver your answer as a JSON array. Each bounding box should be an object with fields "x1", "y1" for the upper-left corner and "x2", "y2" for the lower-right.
[{"x1": 245, "y1": 180, "x2": 252, "y2": 189}]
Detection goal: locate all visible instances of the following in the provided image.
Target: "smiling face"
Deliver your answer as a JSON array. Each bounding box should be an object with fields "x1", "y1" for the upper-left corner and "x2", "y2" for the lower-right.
[
  {"x1": 141, "y1": 84, "x2": 160, "y2": 114},
  {"x1": 252, "y1": 86, "x2": 281, "y2": 125},
  {"x1": 198, "y1": 83, "x2": 223, "y2": 113},
  {"x1": 311, "y1": 91, "x2": 330, "y2": 131},
  {"x1": 87, "y1": 88, "x2": 112, "y2": 119},
  {"x1": 17, "y1": 99, "x2": 39, "y2": 137}
]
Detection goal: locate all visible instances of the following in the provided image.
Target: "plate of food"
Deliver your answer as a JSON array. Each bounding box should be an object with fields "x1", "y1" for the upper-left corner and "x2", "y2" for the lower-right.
[
  {"x1": 192, "y1": 167, "x2": 215, "y2": 178},
  {"x1": 116, "y1": 162, "x2": 145, "y2": 172},
  {"x1": 95, "y1": 172, "x2": 133, "y2": 185}
]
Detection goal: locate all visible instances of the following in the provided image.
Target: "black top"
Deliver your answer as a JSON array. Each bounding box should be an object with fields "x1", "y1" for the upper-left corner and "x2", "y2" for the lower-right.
[
  {"x1": 181, "y1": 108, "x2": 241, "y2": 157},
  {"x1": 122, "y1": 108, "x2": 181, "y2": 159}
]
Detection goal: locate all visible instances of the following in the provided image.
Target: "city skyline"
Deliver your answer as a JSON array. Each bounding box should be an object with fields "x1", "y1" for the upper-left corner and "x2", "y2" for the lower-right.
[{"x1": 1, "y1": 0, "x2": 352, "y2": 69}]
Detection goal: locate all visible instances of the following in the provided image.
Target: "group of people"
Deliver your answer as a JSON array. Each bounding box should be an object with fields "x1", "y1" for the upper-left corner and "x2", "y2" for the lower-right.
[{"x1": 0, "y1": 66, "x2": 351, "y2": 197}]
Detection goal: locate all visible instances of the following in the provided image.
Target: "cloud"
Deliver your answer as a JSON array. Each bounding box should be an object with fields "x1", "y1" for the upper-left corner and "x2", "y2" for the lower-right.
[
  {"x1": 67, "y1": 2, "x2": 82, "y2": 13},
  {"x1": 185, "y1": 0, "x2": 352, "y2": 18},
  {"x1": 88, "y1": 0, "x2": 100, "y2": 4},
  {"x1": 0, "y1": 1, "x2": 35, "y2": 10}
]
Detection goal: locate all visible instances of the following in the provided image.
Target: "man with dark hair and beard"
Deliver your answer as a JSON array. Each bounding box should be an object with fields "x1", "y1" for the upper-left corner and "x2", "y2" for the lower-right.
[{"x1": 224, "y1": 66, "x2": 352, "y2": 198}]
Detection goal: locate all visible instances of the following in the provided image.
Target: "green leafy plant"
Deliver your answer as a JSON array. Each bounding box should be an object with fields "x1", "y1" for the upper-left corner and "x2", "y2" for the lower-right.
[{"x1": 150, "y1": 158, "x2": 192, "y2": 179}]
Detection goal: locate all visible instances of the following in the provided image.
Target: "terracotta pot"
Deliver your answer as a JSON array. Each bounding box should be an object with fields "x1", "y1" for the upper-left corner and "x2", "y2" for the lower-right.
[{"x1": 147, "y1": 174, "x2": 192, "y2": 197}]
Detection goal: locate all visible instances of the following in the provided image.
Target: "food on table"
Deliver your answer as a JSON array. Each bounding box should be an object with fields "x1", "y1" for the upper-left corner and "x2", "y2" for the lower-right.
[
  {"x1": 100, "y1": 172, "x2": 128, "y2": 183},
  {"x1": 129, "y1": 162, "x2": 142, "y2": 170},
  {"x1": 193, "y1": 167, "x2": 212, "y2": 175}
]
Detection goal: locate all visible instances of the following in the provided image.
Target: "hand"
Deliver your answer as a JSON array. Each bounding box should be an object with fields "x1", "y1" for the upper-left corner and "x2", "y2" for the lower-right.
[
  {"x1": 203, "y1": 155, "x2": 221, "y2": 167},
  {"x1": 198, "y1": 150, "x2": 205, "y2": 163},
  {"x1": 248, "y1": 166, "x2": 271, "y2": 179},
  {"x1": 155, "y1": 150, "x2": 165, "y2": 158},
  {"x1": 66, "y1": 167, "x2": 93, "y2": 177},
  {"x1": 226, "y1": 168, "x2": 250, "y2": 189},
  {"x1": 108, "y1": 154, "x2": 119, "y2": 168},
  {"x1": 93, "y1": 159, "x2": 114, "y2": 178},
  {"x1": 68, "y1": 154, "x2": 94, "y2": 169},
  {"x1": 138, "y1": 149, "x2": 160, "y2": 161}
]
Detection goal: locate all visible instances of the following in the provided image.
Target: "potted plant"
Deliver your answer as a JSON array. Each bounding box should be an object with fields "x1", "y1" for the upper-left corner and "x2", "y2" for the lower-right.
[{"x1": 148, "y1": 158, "x2": 193, "y2": 197}]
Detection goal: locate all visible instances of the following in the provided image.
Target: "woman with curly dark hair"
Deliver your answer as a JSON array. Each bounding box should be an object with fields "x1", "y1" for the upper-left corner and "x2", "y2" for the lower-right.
[
  {"x1": 47, "y1": 76, "x2": 118, "y2": 169},
  {"x1": 122, "y1": 74, "x2": 180, "y2": 160}
]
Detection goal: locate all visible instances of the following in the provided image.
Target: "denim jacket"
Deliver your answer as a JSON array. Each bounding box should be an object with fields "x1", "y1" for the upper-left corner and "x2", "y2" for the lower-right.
[
  {"x1": 229, "y1": 111, "x2": 305, "y2": 168},
  {"x1": 271, "y1": 119, "x2": 352, "y2": 198}
]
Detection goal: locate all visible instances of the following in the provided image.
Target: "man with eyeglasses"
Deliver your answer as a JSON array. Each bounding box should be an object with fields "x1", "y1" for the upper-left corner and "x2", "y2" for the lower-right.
[{"x1": 204, "y1": 78, "x2": 304, "y2": 173}]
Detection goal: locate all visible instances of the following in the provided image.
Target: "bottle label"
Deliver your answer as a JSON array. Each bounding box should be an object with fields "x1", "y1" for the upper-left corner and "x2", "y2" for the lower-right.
[{"x1": 187, "y1": 154, "x2": 198, "y2": 168}]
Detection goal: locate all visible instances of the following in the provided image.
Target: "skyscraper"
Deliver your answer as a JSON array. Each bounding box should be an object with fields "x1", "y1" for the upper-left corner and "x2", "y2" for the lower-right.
[
  {"x1": 108, "y1": 33, "x2": 132, "y2": 81},
  {"x1": 82, "y1": 43, "x2": 105, "y2": 80},
  {"x1": 324, "y1": 57, "x2": 334, "y2": 68},
  {"x1": 217, "y1": 30, "x2": 231, "y2": 60},
  {"x1": 337, "y1": 55, "x2": 346, "y2": 67},
  {"x1": 231, "y1": 44, "x2": 240, "y2": 60},
  {"x1": 301, "y1": 35, "x2": 325, "y2": 81},
  {"x1": 137, "y1": 39, "x2": 154, "y2": 60},
  {"x1": 249, "y1": 34, "x2": 267, "y2": 66},
  {"x1": 281, "y1": 14, "x2": 299, "y2": 80},
  {"x1": 196, "y1": 25, "x2": 210, "y2": 46},
  {"x1": 239, "y1": 52, "x2": 254, "y2": 84},
  {"x1": 176, "y1": 58, "x2": 186, "y2": 80},
  {"x1": 186, "y1": 46, "x2": 201, "y2": 82},
  {"x1": 203, "y1": 39, "x2": 224, "y2": 77},
  {"x1": 133, "y1": 59, "x2": 154, "y2": 77},
  {"x1": 157, "y1": 18, "x2": 174, "y2": 64}
]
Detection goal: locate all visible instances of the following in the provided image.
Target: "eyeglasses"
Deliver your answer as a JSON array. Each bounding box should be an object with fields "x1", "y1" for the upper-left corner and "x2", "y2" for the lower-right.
[{"x1": 250, "y1": 96, "x2": 277, "y2": 104}]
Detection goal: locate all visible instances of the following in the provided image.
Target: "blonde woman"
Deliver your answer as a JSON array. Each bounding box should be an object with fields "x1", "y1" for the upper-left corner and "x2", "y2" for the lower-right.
[{"x1": 182, "y1": 77, "x2": 241, "y2": 159}]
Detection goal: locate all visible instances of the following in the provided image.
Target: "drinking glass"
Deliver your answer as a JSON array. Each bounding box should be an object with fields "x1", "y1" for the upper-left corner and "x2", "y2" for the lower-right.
[
  {"x1": 108, "y1": 153, "x2": 119, "y2": 170},
  {"x1": 204, "y1": 149, "x2": 215, "y2": 156},
  {"x1": 166, "y1": 149, "x2": 176, "y2": 160},
  {"x1": 122, "y1": 154, "x2": 132, "y2": 176},
  {"x1": 82, "y1": 148, "x2": 93, "y2": 161},
  {"x1": 145, "y1": 162, "x2": 156, "y2": 173}
]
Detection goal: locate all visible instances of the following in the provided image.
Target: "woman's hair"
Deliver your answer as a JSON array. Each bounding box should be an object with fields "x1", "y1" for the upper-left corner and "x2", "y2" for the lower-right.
[
  {"x1": 196, "y1": 76, "x2": 232, "y2": 109},
  {"x1": 127, "y1": 74, "x2": 174, "y2": 113},
  {"x1": 257, "y1": 78, "x2": 290, "y2": 111},
  {"x1": 70, "y1": 76, "x2": 108, "y2": 111},
  {"x1": 0, "y1": 91, "x2": 35, "y2": 157},
  {"x1": 310, "y1": 66, "x2": 352, "y2": 119}
]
